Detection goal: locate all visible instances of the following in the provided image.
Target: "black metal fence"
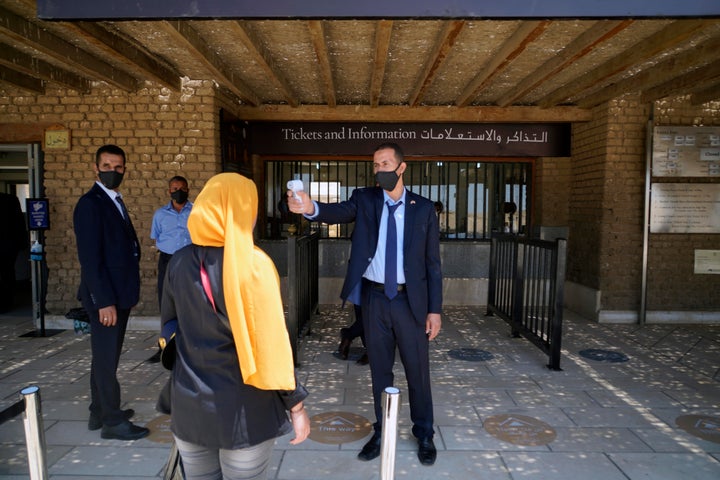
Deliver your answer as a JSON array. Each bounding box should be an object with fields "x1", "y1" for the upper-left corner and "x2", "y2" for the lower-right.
[
  {"x1": 286, "y1": 231, "x2": 320, "y2": 365},
  {"x1": 487, "y1": 234, "x2": 567, "y2": 370}
]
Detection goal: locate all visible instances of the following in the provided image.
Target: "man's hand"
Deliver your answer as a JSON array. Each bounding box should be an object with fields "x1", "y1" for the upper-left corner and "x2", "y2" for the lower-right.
[
  {"x1": 286, "y1": 190, "x2": 315, "y2": 216},
  {"x1": 425, "y1": 313, "x2": 441, "y2": 340},
  {"x1": 289, "y1": 405, "x2": 311, "y2": 445},
  {"x1": 98, "y1": 305, "x2": 118, "y2": 327}
]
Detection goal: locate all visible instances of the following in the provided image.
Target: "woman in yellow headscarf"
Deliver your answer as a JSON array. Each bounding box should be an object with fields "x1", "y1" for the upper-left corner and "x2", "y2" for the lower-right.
[{"x1": 160, "y1": 173, "x2": 310, "y2": 480}]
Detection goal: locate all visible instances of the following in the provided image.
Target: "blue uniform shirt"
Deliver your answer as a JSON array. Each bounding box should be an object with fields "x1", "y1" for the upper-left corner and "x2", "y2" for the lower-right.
[{"x1": 150, "y1": 201, "x2": 193, "y2": 255}]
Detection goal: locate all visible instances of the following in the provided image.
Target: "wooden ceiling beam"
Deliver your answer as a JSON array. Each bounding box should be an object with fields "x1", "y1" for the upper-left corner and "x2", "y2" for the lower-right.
[
  {"x1": 370, "y1": 20, "x2": 393, "y2": 108},
  {"x1": 0, "y1": 42, "x2": 90, "y2": 92},
  {"x1": 410, "y1": 20, "x2": 465, "y2": 107},
  {"x1": 538, "y1": 19, "x2": 714, "y2": 107},
  {"x1": 0, "y1": 5, "x2": 138, "y2": 91},
  {"x1": 641, "y1": 58, "x2": 720, "y2": 103},
  {"x1": 308, "y1": 20, "x2": 336, "y2": 108},
  {"x1": 233, "y1": 21, "x2": 298, "y2": 107},
  {"x1": 578, "y1": 33, "x2": 720, "y2": 107},
  {"x1": 161, "y1": 21, "x2": 261, "y2": 106},
  {"x1": 497, "y1": 20, "x2": 632, "y2": 107},
  {"x1": 65, "y1": 21, "x2": 182, "y2": 91},
  {"x1": 0, "y1": 65, "x2": 44, "y2": 94},
  {"x1": 690, "y1": 83, "x2": 720, "y2": 105},
  {"x1": 231, "y1": 104, "x2": 591, "y2": 123},
  {"x1": 456, "y1": 20, "x2": 551, "y2": 107}
]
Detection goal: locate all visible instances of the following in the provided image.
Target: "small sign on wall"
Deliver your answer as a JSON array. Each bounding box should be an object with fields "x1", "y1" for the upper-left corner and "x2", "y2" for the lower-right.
[{"x1": 694, "y1": 250, "x2": 720, "y2": 274}]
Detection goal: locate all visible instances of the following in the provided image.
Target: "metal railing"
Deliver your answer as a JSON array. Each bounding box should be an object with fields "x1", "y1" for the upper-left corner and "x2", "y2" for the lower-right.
[
  {"x1": 286, "y1": 230, "x2": 320, "y2": 365},
  {"x1": 487, "y1": 234, "x2": 567, "y2": 370},
  {"x1": 0, "y1": 386, "x2": 48, "y2": 479}
]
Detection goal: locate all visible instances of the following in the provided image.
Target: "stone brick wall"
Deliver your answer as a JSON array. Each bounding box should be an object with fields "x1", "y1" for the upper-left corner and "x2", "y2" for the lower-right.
[
  {"x1": 535, "y1": 156, "x2": 571, "y2": 227},
  {"x1": 0, "y1": 79, "x2": 227, "y2": 316}
]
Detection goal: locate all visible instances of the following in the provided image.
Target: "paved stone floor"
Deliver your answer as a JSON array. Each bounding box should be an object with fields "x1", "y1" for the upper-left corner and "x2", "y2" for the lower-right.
[{"x1": 1, "y1": 302, "x2": 720, "y2": 479}]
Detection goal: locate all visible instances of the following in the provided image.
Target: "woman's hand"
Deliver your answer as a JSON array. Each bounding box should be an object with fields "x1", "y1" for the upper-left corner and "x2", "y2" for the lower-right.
[{"x1": 289, "y1": 405, "x2": 311, "y2": 445}]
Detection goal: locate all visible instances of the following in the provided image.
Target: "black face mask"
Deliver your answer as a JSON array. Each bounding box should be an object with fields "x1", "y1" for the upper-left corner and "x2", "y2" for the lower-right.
[
  {"x1": 375, "y1": 164, "x2": 401, "y2": 191},
  {"x1": 171, "y1": 190, "x2": 189, "y2": 204},
  {"x1": 98, "y1": 170, "x2": 124, "y2": 190}
]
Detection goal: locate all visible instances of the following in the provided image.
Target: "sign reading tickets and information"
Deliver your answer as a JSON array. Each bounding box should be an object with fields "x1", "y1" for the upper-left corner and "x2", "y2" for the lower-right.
[{"x1": 249, "y1": 122, "x2": 571, "y2": 157}]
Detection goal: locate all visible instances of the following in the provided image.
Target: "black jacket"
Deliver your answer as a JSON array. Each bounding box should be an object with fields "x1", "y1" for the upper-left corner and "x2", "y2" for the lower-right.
[{"x1": 161, "y1": 245, "x2": 307, "y2": 449}]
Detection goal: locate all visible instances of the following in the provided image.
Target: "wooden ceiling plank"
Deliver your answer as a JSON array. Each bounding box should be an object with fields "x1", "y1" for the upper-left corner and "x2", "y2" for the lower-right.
[
  {"x1": 578, "y1": 33, "x2": 720, "y2": 107},
  {"x1": 308, "y1": 20, "x2": 336, "y2": 108},
  {"x1": 496, "y1": 20, "x2": 633, "y2": 107},
  {"x1": 0, "y1": 5, "x2": 138, "y2": 91},
  {"x1": 691, "y1": 83, "x2": 720, "y2": 105},
  {"x1": 232, "y1": 104, "x2": 591, "y2": 123},
  {"x1": 370, "y1": 20, "x2": 393, "y2": 108},
  {"x1": 0, "y1": 41, "x2": 90, "y2": 92},
  {"x1": 456, "y1": 20, "x2": 552, "y2": 107},
  {"x1": 0, "y1": 65, "x2": 44, "y2": 94},
  {"x1": 233, "y1": 21, "x2": 298, "y2": 107},
  {"x1": 538, "y1": 19, "x2": 715, "y2": 107},
  {"x1": 161, "y1": 21, "x2": 261, "y2": 106},
  {"x1": 409, "y1": 20, "x2": 465, "y2": 107},
  {"x1": 641, "y1": 58, "x2": 720, "y2": 102},
  {"x1": 67, "y1": 21, "x2": 182, "y2": 91}
]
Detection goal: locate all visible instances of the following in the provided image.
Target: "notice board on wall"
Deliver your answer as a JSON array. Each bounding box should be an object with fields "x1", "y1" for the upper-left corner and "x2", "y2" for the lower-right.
[
  {"x1": 652, "y1": 126, "x2": 720, "y2": 177},
  {"x1": 650, "y1": 183, "x2": 720, "y2": 233}
]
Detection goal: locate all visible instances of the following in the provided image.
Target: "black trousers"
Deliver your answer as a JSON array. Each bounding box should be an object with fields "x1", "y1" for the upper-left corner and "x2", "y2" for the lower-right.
[
  {"x1": 362, "y1": 284, "x2": 434, "y2": 440},
  {"x1": 157, "y1": 252, "x2": 173, "y2": 308},
  {"x1": 341, "y1": 304, "x2": 366, "y2": 347},
  {"x1": 84, "y1": 301, "x2": 131, "y2": 426}
]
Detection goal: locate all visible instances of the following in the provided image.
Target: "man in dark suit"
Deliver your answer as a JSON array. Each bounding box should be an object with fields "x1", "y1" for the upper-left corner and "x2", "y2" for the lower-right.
[
  {"x1": 288, "y1": 142, "x2": 442, "y2": 466},
  {"x1": 73, "y1": 144, "x2": 149, "y2": 441}
]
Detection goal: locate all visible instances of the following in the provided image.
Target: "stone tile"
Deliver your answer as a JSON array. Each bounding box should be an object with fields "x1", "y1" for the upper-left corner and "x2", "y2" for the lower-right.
[
  {"x1": 440, "y1": 426, "x2": 549, "y2": 452},
  {"x1": 548, "y1": 427, "x2": 653, "y2": 452},
  {"x1": 561, "y1": 406, "x2": 660, "y2": 427},
  {"x1": 48, "y1": 445, "x2": 168, "y2": 477},
  {"x1": 501, "y1": 452, "x2": 627, "y2": 480},
  {"x1": 631, "y1": 427, "x2": 720, "y2": 453},
  {"x1": 608, "y1": 452, "x2": 720, "y2": 479}
]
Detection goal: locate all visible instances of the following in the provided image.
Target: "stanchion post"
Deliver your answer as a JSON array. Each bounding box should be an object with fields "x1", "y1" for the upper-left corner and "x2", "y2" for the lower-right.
[
  {"x1": 21, "y1": 386, "x2": 48, "y2": 480},
  {"x1": 380, "y1": 386, "x2": 401, "y2": 480}
]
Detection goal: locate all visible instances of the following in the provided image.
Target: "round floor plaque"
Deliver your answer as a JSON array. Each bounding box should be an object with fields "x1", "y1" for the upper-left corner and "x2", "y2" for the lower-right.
[
  {"x1": 145, "y1": 414, "x2": 173, "y2": 444},
  {"x1": 579, "y1": 348, "x2": 629, "y2": 363},
  {"x1": 448, "y1": 348, "x2": 494, "y2": 361},
  {"x1": 309, "y1": 411, "x2": 373, "y2": 444},
  {"x1": 676, "y1": 415, "x2": 720, "y2": 444},
  {"x1": 484, "y1": 414, "x2": 556, "y2": 446}
]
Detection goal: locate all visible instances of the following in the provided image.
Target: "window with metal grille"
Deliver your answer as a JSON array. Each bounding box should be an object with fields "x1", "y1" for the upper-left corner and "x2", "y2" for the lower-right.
[{"x1": 265, "y1": 159, "x2": 532, "y2": 240}]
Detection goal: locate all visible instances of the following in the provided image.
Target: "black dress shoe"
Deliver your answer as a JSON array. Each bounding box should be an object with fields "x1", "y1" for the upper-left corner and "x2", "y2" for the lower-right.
[
  {"x1": 417, "y1": 437, "x2": 437, "y2": 466},
  {"x1": 147, "y1": 348, "x2": 162, "y2": 363},
  {"x1": 338, "y1": 338, "x2": 352, "y2": 360},
  {"x1": 356, "y1": 352, "x2": 369, "y2": 365},
  {"x1": 357, "y1": 432, "x2": 382, "y2": 461},
  {"x1": 101, "y1": 420, "x2": 150, "y2": 440},
  {"x1": 88, "y1": 408, "x2": 135, "y2": 431}
]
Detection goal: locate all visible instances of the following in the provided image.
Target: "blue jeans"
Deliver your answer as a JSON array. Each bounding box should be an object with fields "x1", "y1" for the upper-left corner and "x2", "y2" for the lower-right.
[{"x1": 174, "y1": 436, "x2": 275, "y2": 480}]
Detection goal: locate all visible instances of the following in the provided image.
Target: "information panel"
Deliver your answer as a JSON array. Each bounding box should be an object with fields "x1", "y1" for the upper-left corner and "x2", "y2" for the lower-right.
[
  {"x1": 650, "y1": 183, "x2": 720, "y2": 233},
  {"x1": 652, "y1": 126, "x2": 720, "y2": 178}
]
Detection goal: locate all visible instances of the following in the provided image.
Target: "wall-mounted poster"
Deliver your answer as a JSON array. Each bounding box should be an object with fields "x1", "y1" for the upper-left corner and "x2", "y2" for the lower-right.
[
  {"x1": 653, "y1": 126, "x2": 720, "y2": 177},
  {"x1": 650, "y1": 183, "x2": 720, "y2": 233}
]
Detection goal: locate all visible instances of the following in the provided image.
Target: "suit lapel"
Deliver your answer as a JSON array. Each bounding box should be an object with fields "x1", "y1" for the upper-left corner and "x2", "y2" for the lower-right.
[{"x1": 403, "y1": 190, "x2": 416, "y2": 251}]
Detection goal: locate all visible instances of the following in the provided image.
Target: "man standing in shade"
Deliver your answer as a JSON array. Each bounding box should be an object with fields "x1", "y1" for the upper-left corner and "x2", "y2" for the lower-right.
[
  {"x1": 73, "y1": 144, "x2": 149, "y2": 441},
  {"x1": 288, "y1": 142, "x2": 442, "y2": 466},
  {"x1": 148, "y1": 176, "x2": 192, "y2": 362}
]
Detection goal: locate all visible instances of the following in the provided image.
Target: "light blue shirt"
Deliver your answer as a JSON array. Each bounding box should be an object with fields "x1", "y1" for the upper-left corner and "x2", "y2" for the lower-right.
[{"x1": 150, "y1": 201, "x2": 193, "y2": 254}]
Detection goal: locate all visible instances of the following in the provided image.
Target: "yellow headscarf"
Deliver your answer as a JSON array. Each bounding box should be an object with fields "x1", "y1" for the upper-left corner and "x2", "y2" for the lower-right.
[{"x1": 187, "y1": 173, "x2": 296, "y2": 390}]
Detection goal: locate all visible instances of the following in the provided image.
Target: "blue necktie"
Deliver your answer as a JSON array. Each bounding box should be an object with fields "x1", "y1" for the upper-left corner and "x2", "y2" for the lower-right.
[
  {"x1": 385, "y1": 201, "x2": 402, "y2": 299},
  {"x1": 116, "y1": 195, "x2": 130, "y2": 223}
]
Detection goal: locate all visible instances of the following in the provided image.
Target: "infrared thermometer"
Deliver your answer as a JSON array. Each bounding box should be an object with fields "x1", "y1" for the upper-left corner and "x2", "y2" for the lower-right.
[{"x1": 287, "y1": 179, "x2": 304, "y2": 202}]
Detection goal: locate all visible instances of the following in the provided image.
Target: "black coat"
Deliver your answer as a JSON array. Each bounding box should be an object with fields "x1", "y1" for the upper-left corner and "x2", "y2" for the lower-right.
[{"x1": 161, "y1": 245, "x2": 307, "y2": 449}]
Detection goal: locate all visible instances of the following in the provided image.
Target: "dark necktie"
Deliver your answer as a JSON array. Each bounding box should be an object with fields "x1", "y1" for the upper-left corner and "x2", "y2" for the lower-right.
[
  {"x1": 116, "y1": 195, "x2": 130, "y2": 223},
  {"x1": 384, "y1": 201, "x2": 402, "y2": 299}
]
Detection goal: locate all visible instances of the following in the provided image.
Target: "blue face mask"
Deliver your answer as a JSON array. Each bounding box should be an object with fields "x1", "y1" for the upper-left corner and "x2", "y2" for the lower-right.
[
  {"x1": 375, "y1": 163, "x2": 401, "y2": 191},
  {"x1": 98, "y1": 170, "x2": 124, "y2": 190}
]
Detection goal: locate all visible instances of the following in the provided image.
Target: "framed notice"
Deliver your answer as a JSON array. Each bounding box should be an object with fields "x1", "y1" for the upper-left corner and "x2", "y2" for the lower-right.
[
  {"x1": 694, "y1": 250, "x2": 720, "y2": 274},
  {"x1": 650, "y1": 183, "x2": 720, "y2": 233},
  {"x1": 26, "y1": 198, "x2": 50, "y2": 230},
  {"x1": 652, "y1": 126, "x2": 720, "y2": 177}
]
